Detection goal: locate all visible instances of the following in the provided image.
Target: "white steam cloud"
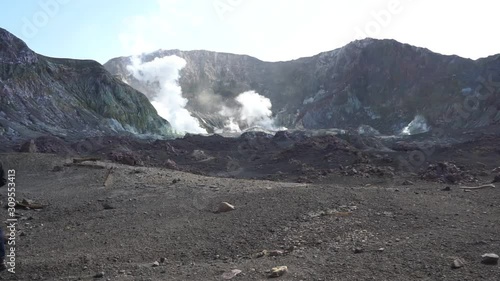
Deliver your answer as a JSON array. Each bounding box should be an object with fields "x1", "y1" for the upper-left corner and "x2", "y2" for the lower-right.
[
  {"x1": 126, "y1": 56, "x2": 207, "y2": 135},
  {"x1": 218, "y1": 91, "x2": 285, "y2": 133},
  {"x1": 401, "y1": 115, "x2": 430, "y2": 135}
]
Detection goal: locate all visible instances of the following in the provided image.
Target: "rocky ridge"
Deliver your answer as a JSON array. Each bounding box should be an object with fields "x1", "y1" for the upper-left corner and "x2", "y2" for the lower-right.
[
  {"x1": 105, "y1": 39, "x2": 500, "y2": 134},
  {"x1": 0, "y1": 28, "x2": 175, "y2": 142}
]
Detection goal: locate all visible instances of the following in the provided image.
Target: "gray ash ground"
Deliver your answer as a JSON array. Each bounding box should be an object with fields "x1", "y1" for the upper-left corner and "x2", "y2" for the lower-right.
[{"x1": 1, "y1": 128, "x2": 499, "y2": 280}]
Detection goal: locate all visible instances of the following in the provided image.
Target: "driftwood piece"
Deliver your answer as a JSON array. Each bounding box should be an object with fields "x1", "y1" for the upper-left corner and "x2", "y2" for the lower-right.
[
  {"x1": 72, "y1": 157, "x2": 101, "y2": 164},
  {"x1": 459, "y1": 184, "x2": 495, "y2": 190},
  {"x1": 64, "y1": 163, "x2": 106, "y2": 169}
]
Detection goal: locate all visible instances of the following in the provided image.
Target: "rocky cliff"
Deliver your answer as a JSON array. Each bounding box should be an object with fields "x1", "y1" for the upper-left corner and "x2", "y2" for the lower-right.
[
  {"x1": 0, "y1": 28, "x2": 174, "y2": 142},
  {"x1": 105, "y1": 39, "x2": 500, "y2": 135}
]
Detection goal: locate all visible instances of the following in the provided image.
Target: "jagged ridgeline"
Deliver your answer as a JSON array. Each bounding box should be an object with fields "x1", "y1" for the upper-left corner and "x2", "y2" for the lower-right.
[
  {"x1": 0, "y1": 28, "x2": 175, "y2": 141},
  {"x1": 105, "y1": 40, "x2": 500, "y2": 135}
]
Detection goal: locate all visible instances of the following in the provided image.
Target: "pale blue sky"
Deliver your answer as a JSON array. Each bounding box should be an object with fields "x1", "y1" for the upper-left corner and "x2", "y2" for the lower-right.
[{"x1": 0, "y1": 0, "x2": 499, "y2": 64}]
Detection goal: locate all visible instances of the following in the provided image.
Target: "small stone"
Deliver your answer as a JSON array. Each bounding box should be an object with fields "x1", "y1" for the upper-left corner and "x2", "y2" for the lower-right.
[
  {"x1": 20, "y1": 139, "x2": 38, "y2": 153},
  {"x1": 452, "y1": 258, "x2": 465, "y2": 269},
  {"x1": 268, "y1": 250, "x2": 284, "y2": 257},
  {"x1": 402, "y1": 180, "x2": 414, "y2": 186},
  {"x1": 52, "y1": 165, "x2": 63, "y2": 172},
  {"x1": 377, "y1": 248, "x2": 385, "y2": 252},
  {"x1": 442, "y1": 186, "x2": 451, "y2": 191},
  {"x1": 481, "y1": 253, "x2": 499, "y2": 265},
  {"x1": 354, "y1": 247, "x2": 364, "y2": 254},
  {"x1": 492, "y1": 174, "x2": 500, "y2": 183},
  {"x1": 221, "y1": 269, "x2": 242, "y2": 280},
  {"x1": 94, "y1": 272, "x2": 105, "y2": 278},
  {"x1": 118, "y1": 270, "x2": 126, "y2": 274},
  {"x1": 159, "y1": 257, "x2": 167, "y2": 263},
  {"x1": 152, "y1": 261, "x2": 160, "y2": 267},
  {"x1": 269, "y1": 266, "x2": 288, "y2": 278},
  {"x1": 217, "y1": 202, "x2": 235, "y2": 213},
  {"x1": 256, "y1": 250, "x2": 267, "y2": 258},
  {"x1": 102, "y1": 203, "x2": 115, "y2": 210}
]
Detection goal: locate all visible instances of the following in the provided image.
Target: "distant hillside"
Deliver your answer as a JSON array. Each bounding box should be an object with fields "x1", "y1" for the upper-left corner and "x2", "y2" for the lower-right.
[
  {"x1": 105, "y1": 39, "x2": 500, "y2": 134},
  {"x1": 0, "y1": 28, "x2": 175, "y2": 142}
]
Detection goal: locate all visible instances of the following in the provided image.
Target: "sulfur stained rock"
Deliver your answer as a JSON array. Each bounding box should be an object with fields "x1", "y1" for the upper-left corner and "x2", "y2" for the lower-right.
[{"x1": 268, "y1": 266, "x2": 288, "y2": 278}]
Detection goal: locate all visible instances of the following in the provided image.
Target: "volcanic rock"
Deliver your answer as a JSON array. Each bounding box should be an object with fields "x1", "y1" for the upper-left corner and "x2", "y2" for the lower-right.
[
  {"x1": 20, "y1": 139, "x2": 37, "y2": 153},
  {"x1": 452, "y1": 258, "x2": 465, "y2": 269},
  {"x1": 421, "y1": 162, "x2": 476, "y2": 184},
  {"x1": 481, "y1": 253, "x2": 499, "y2": 265},
  {"x1": 492, "y1": 174, "x2": 500, "y2": 183},
  {"x1": 217, "y1": 202, "x2": 235, "y2": 213},
  {"x1": 268, "y1": 266, "x2": 288, "y2": 278},
  {"x1": 222, "y1": 269, "x2": 242, "y2": 280}
]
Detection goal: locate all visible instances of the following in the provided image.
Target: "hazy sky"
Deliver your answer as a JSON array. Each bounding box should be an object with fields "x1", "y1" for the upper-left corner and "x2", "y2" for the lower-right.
[{"x1": 0, "y1": 0, "x2": 498, "y2": 64}]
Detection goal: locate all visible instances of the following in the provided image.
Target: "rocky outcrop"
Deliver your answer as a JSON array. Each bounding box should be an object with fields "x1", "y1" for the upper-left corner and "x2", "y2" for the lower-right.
[
  {"x1": 0, "y1": 28, "x2": 175, "y2": 142},
  {"x1": 105, "y1": 39, "x2": 500, "y2": 134}
]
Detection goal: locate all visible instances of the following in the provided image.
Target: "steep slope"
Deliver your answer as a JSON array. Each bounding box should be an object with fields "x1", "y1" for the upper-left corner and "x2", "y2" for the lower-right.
[
  {"x1": 0, "y1": 28, "x2": 174, "y2": 142},
  {"x1": 105, "y1": 39, "x2": 500, "y2": 134}
]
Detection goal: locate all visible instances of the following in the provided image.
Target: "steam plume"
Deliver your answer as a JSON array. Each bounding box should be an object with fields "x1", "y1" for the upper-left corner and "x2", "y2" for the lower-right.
[
  {"x1": 126, "y1": 55, "x2": 207, "y2": 135},
  {"x1": 218, "y1": 91, "x2": 285, "y2": 132}
]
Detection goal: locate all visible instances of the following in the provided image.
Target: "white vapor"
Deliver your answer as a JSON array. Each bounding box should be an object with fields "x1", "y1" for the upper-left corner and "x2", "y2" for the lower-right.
[
  {"x1": 401, "y1": 115, "x2": 429, "y2": 135},
  {"x1": 126, "y1": 55, "x2": 207, "y2": 135},
  {"x1": 218, "y1": 90, "x2": 285, "y2": 133}
]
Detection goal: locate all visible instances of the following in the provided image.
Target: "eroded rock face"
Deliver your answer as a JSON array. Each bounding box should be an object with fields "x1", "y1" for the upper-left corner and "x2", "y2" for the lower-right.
[
  {"x1": 19, "y1": 139, "x2": 37, "y2": 153},
  {"x1": 0, "y1": 28, "x2": 175, "y2": 142},
  {"x1": 0, "y1": 29, "x2": 38, "y2": 64},
  {"x1": 109, "y1": 151, "x2": 144, "y2": 166},
  {"x1": 420, "y1": 162, "x2": 476, "y2": 184},
  {"x1": 105, "y1": 39, "x2": 500, "y2": 135}
]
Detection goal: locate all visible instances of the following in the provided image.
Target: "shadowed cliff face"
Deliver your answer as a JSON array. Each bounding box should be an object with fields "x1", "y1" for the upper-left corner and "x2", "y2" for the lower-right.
[
  {"x1": 105, "y1": 39, "x2": 500, "y2": 135},
  {"x1": 0, "y1": 28, "x2": 175, "y2": 142}
]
